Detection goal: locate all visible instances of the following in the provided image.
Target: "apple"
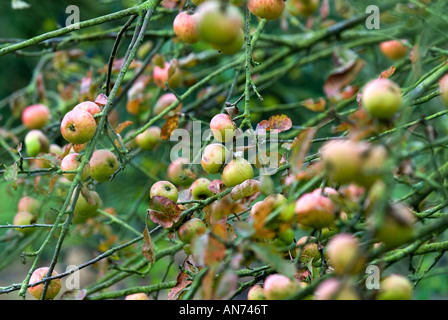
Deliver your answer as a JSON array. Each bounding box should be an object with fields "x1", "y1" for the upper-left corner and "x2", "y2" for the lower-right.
[
  {"x1": 72, "y1": 190, "x2": 102, "y2": 224},
  {"x1": 73, "y1": 101, "x2": 102, "y2": 122},
  {"x1": 295, "y1": 188, "x2": 337, "y2": 229},
  {"x1": 177, "y1": 217, "x2": 207, "y2": 244},
  {"x1": 21, "y1": 104, "x2": 50, "y2": 129},
  {"x1": 173, "y1": 11, "x2": 200, "y2": 44},
  {"x1": 248, "y1": 0, "x2": 285, "y2": 20},
  {"x1": 49, "y1": 144, "x2": 63, "y2": 157},
  {"x1": 247, "y1": 285, "x2": 266, "y2": 300},
  {"x1": 197, "y1": 1, "x2": 244, "y2": 46},
  {"x1": 296, "y1": 236, "x2": 320, "y2": 264},
  {"x1": 135, "y1": 126, "x2": 161, "y2": 151},
  {"x1": 370, "y1": 203, "x2": 415, "y2": 249},
  {"x1": 89, "y1": 149, "x2": 119, "y2": 183},
  {"x1": 380, "y1": 40, "x2": 409, "y2": 60},
  {"x1": 210, "y1": 113, "x2": 237, "y2": 142},
  {"x1": 210, "y1": 28, "x2": 244, "y2": 55},
  {"x1": 60, "y1": 109, "x2": 97, "y2": 144},
  {"x1": 18, "y1": 196, "x2": 40, "y2": 215},
  {"x1": 28, "y1": 267, "x2": 61, "y2": 300},
  {"x1": 73, "y1": 143, "x2": 87, "y2": 153},
  {"x1": 13, "y1": 211, "x2": 36, "y2": 235},
  {"x1": 190, "y1": 178, "x2": 214, "y2": 200},
  {"x1": 150, "y1": 181, "x2": 179, "y2": 203},
  {"x1": 125, "y1": 293, "x2": 150, "y2": 300},
  {"x1": 314, "y1": 278, "x2": 360, "y2": 300},
  {"x1": 320, "y1": 139, "x2": 368, "y2": 185},
  {"x1": 361, "y1": 78, "x2": 402, "y2": 120},
  {"x1": 356, "y1": 144, "x2": 388, "y2": 187},
  {"x1": 221, "y1": 156, "x2": 254, "y2": 187},
  {"x1": 376, "y1": 274, "x2": 413, "y2": 300},
  {"x1": 153, "y1": 61, "x2": 182, "y2": 89},
  {"x1": 326, "y1": 233, "x2": 366, "y2": 275},
  {"x1": 201, "y1": 143, "x2": 228, "y2": 174},
  {"x1": 286, "y1": 0, "x2": 320, "y2": 17},
  {"x1": 439, "y1": 73, "x2": 448, "y2": 105},
  {"x1": 153, "y1": 93, "x2": 183, "y2": 118},
  {"x1": 263, "y1": 274, "x2": 301, "y2": 300},
  {"x1": 167, "y1": 158, "x2": 196, "y2": 186},
  {"x1": 24, "y1": 130, "x2": 50, "y2": 157},
  {"x1": 60, "y1": 153, "x2": 90, "y2": 181}
]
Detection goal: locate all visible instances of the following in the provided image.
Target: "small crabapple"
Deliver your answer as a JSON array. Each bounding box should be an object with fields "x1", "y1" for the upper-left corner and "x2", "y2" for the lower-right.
[
  {"x1": 221, "y1": 157, "x2": 254, "y2": 187},
  {"x1": 60, "y1": 109, "x2": 97, "y2": 144},
  {"x1": 150, "y1": 181, "x2": 179, "y2": 203},
  {"x1": 28, "y1": 267, "x2": 61, "y2": 300},
  {"x1": 361, "y1": 78, "x2": 402, "y2": 120},
  {"x1": 21, "y1": 104, "x2": 50, "y2": 129},
  {"x1": 89, "y1": 149, "x2": 119, "y2": 183},
  {"x1": 177, "y1": 217, "x2": 207, "y2": 244}
]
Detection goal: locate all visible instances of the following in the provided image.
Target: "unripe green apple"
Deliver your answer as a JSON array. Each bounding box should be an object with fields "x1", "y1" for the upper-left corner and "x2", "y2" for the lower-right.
[
  {"x1": 60, "y1": 109, "x2": 97, "y2": 144},
  {"x1": 326, "y1": 233, "x2": 366, "y2": 275},
  {"x1": 125, "y1": 293, "x2": 150, "y2": 300},
  {"x1": 377, "y1": 274, "x2": 413, "y2": 300},
  {"x1": 286, "y1": 0, "x2": 320, "y2": 17},
  {"x1": 210, "y1": 113, "x2": 237, "y2": 142},
  {"x1": 380, "y1": 40, "x2": 409, "y2": 60},
  {"x1": 13, "y1": 211, "x2": 36, "y2": 235},
  {"x1": 72, "y1": 190, "x2": 102, "y2": 224},
  {"x1": 18, "y1": 196, "x2": 40, "y2": 215},
  {"x1": 150, "y1": 181, "x2": 179, "y2": 203},
  {"x1": 273, "y1": 228, "x2": 295, "y2": 247},
  {"x1": 28, "y1": 267, "x2": 61, "y2": 300},
  {"x1": 25, "y1": 130, "x2": 50, "y2": 157},
  {"x1": 221, "y1": 157, "x2": 254, "y2": 187},
  {"x1": 153, "y1": 93, "x2": 183, "y2": 118},
  {"x1": 73, "y1": 101, "x2": 101, "y2": 122},
  {"x1": 320, "y1": 139, "x2": 368, "y2": 185},
  {"x1": 60, "y1": 153, "x2": 90, "y2": 181},
  {"x1": 315, "y1": 278, "x2": 360, "y2": 300},
  {"x1": 173, "y1": 11, "x2": 200, "y2": 44},
  {"x1": 295, "y1": 188, "x2": 337, "y2": 229},
  {"x1": 263, "y1": 274, "x2": 301, "y2": 300},
  {"x1": 361, "y1": 78, "x2": 402, "y2": 120},
  {"x1": 197, "y1": 1, "x2": 244, "y2": 46},
  {"x1": 210, "y1": 28, "x2": 244, "y2": 55},
  {"x1": 168, "y1": 157, "x2": 196, "y2": 186},
  {"x1": 201, "y1": 143, "x2": 228, "y2": 174},
  {"x1": 89, "y1": 149, "x2": 119, "y2": 183},
  {"x1": 296, "y1": 236, "x2": 320, "y2": 264},
  {"x1": 356, "y1": 144, "x2": 388, "y2": 187},
  {"x1": 371, "y1": 203, "x2": 415, "y2": 249},
  {"x1": 21, "y1": 104, "x2": 50, "y2": 130},
  {"x1": 248, "y1": 0, "x2": 285, "y2": 20},
  {"x1": 190, "y1": 178, "x2": 214, "y2": 200},
  {"x1": 177, "y1": 217, "x2": 207, "y2": 244},
  {"x1": 135, "y1": 126, "x2": 161, "y2": 151},
  {"x1": 247, "y1": 285, "x2": 266, "y2": 300}
]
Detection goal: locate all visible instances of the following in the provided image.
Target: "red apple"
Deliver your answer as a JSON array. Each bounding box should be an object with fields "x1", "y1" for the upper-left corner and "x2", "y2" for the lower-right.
[
  {"x1": 380, "y1": 39, "x2": 409, "y2": 60},
  {"x1": 28, "y1": 267, "x2": 61, "y2": 300},
  {"x1": 315, "y1": 278, "x2": 359, "y2": 300},
  {"x1": 89, "y1": 149, "x2": 119, "y2": 183},
  {"x1": 248, "y1": 0, "x2": 285, "y2": 20},
  {"x1": 21, "y1": 104, "x2": 50, "y2": 130},
  {"x1": 60, "y1": 109, "x2": 97, "y2": 144},
  {"x1": 295, "y1": 187, "x2": 337, "y2": 229},
  {"x1": 167, "y1": 158, "x2": 196, "y2": 186},
  {"x1": 361, "y1": 78, "x2": 402, "y2": 120},
  {"x1": 18, "y1": 196, "x2": 40, "y2": 215},
  {"x1": 73, "y1": 101, "x2": 102, "y2": 122},
  {"x1": 60, "y1": 153, "x2": 90, "y2": 181},
  {"x1": 173, "y1": 11, "x2": 200, "y2": 44},
  {"x1": 210, "y1": 113, "x2": 236, "y2": 142},
  {"x1": 247, "y1": 285, "x2": 266, "y2": 300},
  {"x1": 326, "y1": 233, "x2": 366, "y2": 275},
  {"x1": 263, "y1": 274, "x2": 301, "y2": 300},
  {"x1": 125, "y1": 293, "x2": 150, "y2": 300},
  {"x1": 153, "y1": 93, "x2": 183, "y2": 118},
  {"x1": 153, "y1": 61, "x2": 182, "y2": 89},
  {"x1": 201, "y1": 143, "x2": 228, "y2": 174}
]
